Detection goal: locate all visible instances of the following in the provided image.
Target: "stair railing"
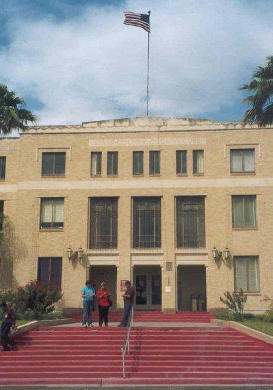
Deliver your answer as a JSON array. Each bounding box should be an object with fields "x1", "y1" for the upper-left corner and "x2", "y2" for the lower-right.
[{"x1": 121, "y1": 306, "x2": 134, "y2": 378}]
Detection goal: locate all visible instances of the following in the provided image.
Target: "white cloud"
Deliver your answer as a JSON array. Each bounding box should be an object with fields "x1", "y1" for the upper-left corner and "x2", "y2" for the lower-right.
[{"x1": 0, "y1": 0, "x2": 273, "y2": 125}]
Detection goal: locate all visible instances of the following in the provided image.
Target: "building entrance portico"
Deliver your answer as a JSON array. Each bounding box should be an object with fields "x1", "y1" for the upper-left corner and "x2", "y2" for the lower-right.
[
  {"x1": 133, "y1": 265, "x2": 162, "y2": 310},
  {"x1": 177, "y1": 265, "x2": 206, "y2": 311}
]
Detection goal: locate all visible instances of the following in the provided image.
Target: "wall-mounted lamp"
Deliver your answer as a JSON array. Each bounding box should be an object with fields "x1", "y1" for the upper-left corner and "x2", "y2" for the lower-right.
[
  {"x1": 212, "y1": 246, "x2": 231, "y2": 263},
  {"x1": 67, "y1": 246, "x2": 86, "y2": 261}
]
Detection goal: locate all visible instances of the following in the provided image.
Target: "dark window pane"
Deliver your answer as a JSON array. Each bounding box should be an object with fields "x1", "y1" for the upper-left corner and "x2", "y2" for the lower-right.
[
  {"x1": 176, "y1": 151, "x2": 187, "y2": 174},
  {"x1": 42, "y1": 153, "x2": 54, "y2": 175},
  {"x1": 38, "y1": 257, "x2": 62, "y2": 290},
  {"x1": 107, "y1": 152, "x2": 118, "y2": 175},
  {"x1": 0, "y1": 200, "x2": 4, "y2": 230},
  {"x1": 0, "y1": 157, "x2": 6, "y2": 179},
  {"x1": 90, "y1": 198, "x2": 118, "y2": 248},
  {"x1": 42, "y1": 152, "x2": 65, "y2": 176},
  {"x1": 133, "y1": 152, "x2": 143, "y2": 175},
  {"x1": 176, "y1": 197, "x2": 205, "y2": 248},
  {"x1": 54, "y1": 153, "x2": 65, "y2": 175},
  {"x1": 133, "y1": 197, "x2": 161, "y2": 248},
  {"x1": 149, "y1": 151, "x2": 160, "y2": 175}
]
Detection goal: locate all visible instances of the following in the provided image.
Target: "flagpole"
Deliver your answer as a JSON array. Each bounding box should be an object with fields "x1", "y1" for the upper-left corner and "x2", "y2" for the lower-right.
[{"x1": 146, "y1": 10, "x2": 151, "y2": 117}]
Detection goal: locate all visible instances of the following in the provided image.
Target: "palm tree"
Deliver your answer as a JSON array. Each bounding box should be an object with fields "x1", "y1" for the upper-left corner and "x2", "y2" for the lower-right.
[
  {"x1": 241, "y1": 56, "x2": 273, "y2": 126},
  {"x1": 0, "y1": 84, "x2": 36, "y2": 135}
]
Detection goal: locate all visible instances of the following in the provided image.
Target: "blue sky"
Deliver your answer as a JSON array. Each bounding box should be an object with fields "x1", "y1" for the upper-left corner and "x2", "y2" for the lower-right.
[{"x1": 1, "y1": 0, "x2": 273, "y2": 125}]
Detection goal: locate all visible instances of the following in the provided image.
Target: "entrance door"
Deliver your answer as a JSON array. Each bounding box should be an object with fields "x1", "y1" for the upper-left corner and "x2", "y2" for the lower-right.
[
  {"x1": 134, "y1": 266, "x2": 161, "y2": 310},
  {"x1": 177, "y1": 265, "x2": 206, "y2": 311}
]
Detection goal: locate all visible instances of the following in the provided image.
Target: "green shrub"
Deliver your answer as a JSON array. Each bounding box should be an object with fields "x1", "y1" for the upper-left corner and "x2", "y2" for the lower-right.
[
  {"x1": 0, "y1": 280, "x2": 62, "y2": 320},
  {"x1": 220, "y1": 289, "x2": 247, "y2": 321}
]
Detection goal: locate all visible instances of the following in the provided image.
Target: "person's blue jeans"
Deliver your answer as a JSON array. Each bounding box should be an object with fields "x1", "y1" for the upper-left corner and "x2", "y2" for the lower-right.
[
  {"x1": 82, "y1": 300, "x2": 93, "y2": 325},
  {"x1": 121, "y1": 300, "x2": 133, "y2": 326}
]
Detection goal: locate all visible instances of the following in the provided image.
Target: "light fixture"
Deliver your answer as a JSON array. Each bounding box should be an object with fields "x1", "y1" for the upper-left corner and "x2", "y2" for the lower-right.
[
  {"x1": 78, "y1": 247, "x2": 84, "y2": 259},
  {"x1": 67, "y1": 246, "x2": 73, "y2": 259},
  {"x1": 212, "y1": 246, "x2": 219, "y2": 260},
  {"x1": 223, "y1": 247, "x2": 230, "y2": 260}
]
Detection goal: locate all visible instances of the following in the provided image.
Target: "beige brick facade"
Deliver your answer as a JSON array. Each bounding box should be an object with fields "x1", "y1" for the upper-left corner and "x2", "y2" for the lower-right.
[{"x1": 0, "y1": 117, "x2": 272, "y2": 313}]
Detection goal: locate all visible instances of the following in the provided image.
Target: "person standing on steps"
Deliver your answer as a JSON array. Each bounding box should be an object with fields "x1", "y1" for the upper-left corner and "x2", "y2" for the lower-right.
[
  {"x1": 96, "y1": 281, "x2": 111, "y2": 327},
  {"x1": 118, "y1": 280, "x2": 135, "y2": 327},
  {"x1": 0, "y1": 302, "x2": 17, "y2": 351},
  {"x1": 81, "y1": 280, "x2": 95, "y2": 328}
]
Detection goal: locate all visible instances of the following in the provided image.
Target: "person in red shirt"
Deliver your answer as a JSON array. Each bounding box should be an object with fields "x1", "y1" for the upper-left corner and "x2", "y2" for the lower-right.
[{"x1": 96, "y1": 282, "x2": 111, "y2": 327}]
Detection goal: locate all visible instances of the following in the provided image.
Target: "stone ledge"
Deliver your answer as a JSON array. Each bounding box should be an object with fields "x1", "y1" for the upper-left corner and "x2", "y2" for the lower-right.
[
  {"x1": 211, "y1": 319, "x2": 273, "y2": 345},
  {"x1": 11, "y1": 318, "x2": 75, "y2": 336}
]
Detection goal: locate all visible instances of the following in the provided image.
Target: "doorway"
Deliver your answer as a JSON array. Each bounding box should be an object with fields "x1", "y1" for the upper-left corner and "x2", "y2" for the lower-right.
[
  {"x1": 133, "y1": 265, "x2": 161, "y2": 310},
  {"x1": 177, "y1": 265, "x2": 206, "y2": 311}
]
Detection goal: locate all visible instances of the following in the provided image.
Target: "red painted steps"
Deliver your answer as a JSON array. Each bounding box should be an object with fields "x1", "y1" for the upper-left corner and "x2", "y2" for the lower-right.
[
  {"x1": 71, "y1": 310, "x2": 215, "y2": 323},
  {"x1": 0, "y1": 325, "x2": 272, "y2": 386}
]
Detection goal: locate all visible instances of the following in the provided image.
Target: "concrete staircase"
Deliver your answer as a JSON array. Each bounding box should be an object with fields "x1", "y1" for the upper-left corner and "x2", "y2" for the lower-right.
[{"x1": 0, "y1": 324, "x2": 273, "y2": 386}]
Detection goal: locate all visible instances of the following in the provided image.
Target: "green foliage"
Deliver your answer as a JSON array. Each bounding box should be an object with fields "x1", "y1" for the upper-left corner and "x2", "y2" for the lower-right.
[
  {"x1": 0, "y1": 280, "x2": 62, "y2": 320},
  {"x1": 220, "y1": 289, "x2": 247, "y2": 321},
  {"x1": 0, "y1": 84, "x2": 36, "y2": 135},
  {"x1": 241, "y1": 56, "x2": 273, "y2": 126}
]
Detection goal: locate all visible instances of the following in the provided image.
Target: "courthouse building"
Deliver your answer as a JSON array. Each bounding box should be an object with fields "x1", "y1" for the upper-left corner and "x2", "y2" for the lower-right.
[{"x1": 0, "y1": 117, "x2": 272, "y2": 313}]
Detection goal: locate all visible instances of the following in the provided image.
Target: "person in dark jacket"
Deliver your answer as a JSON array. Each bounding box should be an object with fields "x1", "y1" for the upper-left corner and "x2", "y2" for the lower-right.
[
  {"x1": 118, "y1": 280, "x2": 135, "y2": 327},
  {"x1": 1, "y1": 302, "x2": 16, "y2": 351}
]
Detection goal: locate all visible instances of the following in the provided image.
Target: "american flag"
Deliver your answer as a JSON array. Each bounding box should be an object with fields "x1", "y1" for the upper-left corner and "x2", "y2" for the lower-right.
[{"x1": 124, "y1": 11, "x2": 150, "y2": 33}]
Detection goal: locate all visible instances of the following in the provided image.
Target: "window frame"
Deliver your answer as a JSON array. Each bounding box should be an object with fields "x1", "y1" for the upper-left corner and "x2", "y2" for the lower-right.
[
  {"x1": 107, "y1": 151, "x2": 118, "y2": 176},
  {"x1": 176, "y1": 150, "x2": 187, "y2": 175},
  {"x1": 41, "y1": 152, "x2": 66, "y2": 177},
  {"x1": 133, "y1": 151, "x2": 144, "y2": 176},
  {"x1": 234, "y1": 256, "x2": 260, "y2": 293},
  {"x1": 37, "y1": 257, "x2": 62, "y2": 290},
  {"x1": 232, "y1": 195, "x2": 257, "y2": 229},
  {"x1": 132, "y1": 197, "x2": 161, "y2": 249},
  {"x1": 40, "y1": 197, "x2": 64, "y2": 230},
  {"x1": 91, "y1": 152, "x2": 102, "y2": 176},
  {"x1": 176, "y1": 196, "x2": 205, "y2": 248},
  {"x1": 89, "y1": 197, "x2": 118, "y2": 249},
  {"x1": 230, "y1": 148, "x2": 255, "y2": 174},
  {"x1": 149, "y1": 151, "x2": 160, "y2": 176},
  {"x1": 0, "y1": 156, "x2": 6, "y2": 180},
  {"x1": 193, "y1": 150, "x2": 204, "y2": 175},
  {"x1": 0, "y1": 200, "x2": 4, "y2": 231}
]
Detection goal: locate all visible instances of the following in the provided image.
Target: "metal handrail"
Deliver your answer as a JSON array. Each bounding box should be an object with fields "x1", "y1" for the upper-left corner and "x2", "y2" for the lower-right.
[{"x1": 121, "y1": 306, "x2": 134, "y2": 378}]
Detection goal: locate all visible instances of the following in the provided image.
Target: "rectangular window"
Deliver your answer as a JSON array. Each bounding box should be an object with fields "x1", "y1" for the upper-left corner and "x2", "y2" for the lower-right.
[
  {"x1": 230, "y1": 149, "x2": 255, "y2": 173},
  {"x1": 0, "y1": 157, "x2": 6, "y2": 179},
  {"x1": 133, "y1": 151, "x2": 144, "y2": 175},
  {"x1": 38, "y1": 257, "x2": 62, "y2": 289},
  {"x1": 133, "y1": 197, "x2": 161, "y2": 248},
  {"x1": 40, "y1": 198, "x2": 64, "y2": 229},
  {"x1": 0, "y1": 201, "x2": 4, "y2": 231},
  {"x1": 91, "y1": 152, "x2": 102, "y2": 176},
  {"x1": 234, "y1": 256, "x2": 260, "y2": 292},
  {"x1": 232, "y1": 195, "x2": 256, "y2": 228},
  {"x1": 42, "y1": 152, "x2": 65, "y2": 176},
  {"x1": 149, "y1": 151, "x2": 160, "y2": 175},
  {"x1": 193, "y1": 150, "x2": 204, "y2": 174},
  {"x1": 107, "y1": 152, "x2": 118, "y2": 175},
  {"x1": 90, "y1": 197, "x2": 118, "y2": 248},
  {"x1": 176, "y1": 150, "x2": 187, "y2": 174},
  {"x1": 176, "y1": 197, "x2": 205, "y2": 248}
]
